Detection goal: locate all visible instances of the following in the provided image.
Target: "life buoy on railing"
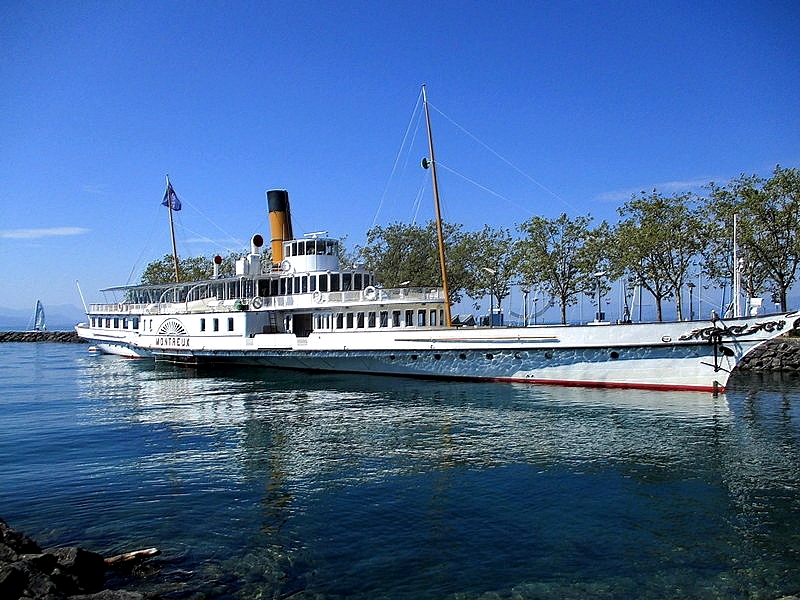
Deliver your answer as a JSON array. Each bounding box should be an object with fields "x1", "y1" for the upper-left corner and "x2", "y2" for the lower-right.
[
  {"x1": 281, "y1": 259, "x2": 292, "y2": 272},
  {"x1": 251, "y1": 296, "x2": 263, "y2": 309},
  {"x1": 312, "y1": 290, "x2": 323, "y2": 303},
  {"x1": 363, "y1": 285, "x2": 378, "y2": 301}
]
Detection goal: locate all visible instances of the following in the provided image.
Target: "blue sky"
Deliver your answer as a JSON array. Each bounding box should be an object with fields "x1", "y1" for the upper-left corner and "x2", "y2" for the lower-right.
[{"x1": 1, "y1": 1, "x2": 798, "y2": 316}]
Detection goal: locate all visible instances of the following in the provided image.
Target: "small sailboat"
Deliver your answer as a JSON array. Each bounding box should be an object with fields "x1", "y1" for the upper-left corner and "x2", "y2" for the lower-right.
[{"x1": 27, "y1": 300, "x2": 46, "y2": 332}]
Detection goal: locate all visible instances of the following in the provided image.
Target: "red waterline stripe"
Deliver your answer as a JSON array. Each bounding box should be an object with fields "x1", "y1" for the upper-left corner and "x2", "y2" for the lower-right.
[{"x1": 487, "y1": 376, "x2": 722, "y2": 394}]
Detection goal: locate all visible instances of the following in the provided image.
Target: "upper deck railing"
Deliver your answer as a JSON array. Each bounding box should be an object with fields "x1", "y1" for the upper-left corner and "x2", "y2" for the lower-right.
[{"x1": 88, "y1": 286, "x2": 445, "y2": 315}]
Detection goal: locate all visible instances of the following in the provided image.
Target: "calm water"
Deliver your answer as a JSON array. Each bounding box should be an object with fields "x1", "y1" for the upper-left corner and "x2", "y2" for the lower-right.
[{"x1": 1, "y1": 342, "x2": 800, "y2": 599}]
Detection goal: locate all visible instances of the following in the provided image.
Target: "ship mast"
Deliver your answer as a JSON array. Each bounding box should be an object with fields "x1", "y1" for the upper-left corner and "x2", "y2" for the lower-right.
[
  {"x1": 421, "y1": 85, "x2": 453, "y2": 327},
  {"x1": 164, "y1": 175, "x2": 180, "y2": 283}
]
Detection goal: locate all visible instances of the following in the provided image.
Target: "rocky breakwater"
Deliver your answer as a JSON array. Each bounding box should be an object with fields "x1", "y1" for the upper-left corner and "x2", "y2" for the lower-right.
[
  {"x1": 0, "y1": 331, "x2": 84, "y2": 343},
  {"x1": 736, "y1": 335, "x2": 800, "y2": 372},
  {"x1": 0, "y1": 518, "x2": 159, "y2": 600}
]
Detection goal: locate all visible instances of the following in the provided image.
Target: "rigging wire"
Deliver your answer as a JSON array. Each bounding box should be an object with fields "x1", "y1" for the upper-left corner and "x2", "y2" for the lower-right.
[
  {"x1": 429, "y1": 103, "x2": 579, "y2": 214},
  {"x1": 371, "y1": 90, "x2": 424, "y2": 229},
  {"x1": 435, "y1": 162, "x2": 537, "y2": 219},
  {"x1": 409, "y1": 175, "x2": 429, "y2": 225}
]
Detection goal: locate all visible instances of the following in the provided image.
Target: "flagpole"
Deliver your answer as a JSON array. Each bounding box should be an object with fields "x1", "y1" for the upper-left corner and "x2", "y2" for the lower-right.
[{"x1": 166, "y1": 175, "x2": 180, "y2": 283}]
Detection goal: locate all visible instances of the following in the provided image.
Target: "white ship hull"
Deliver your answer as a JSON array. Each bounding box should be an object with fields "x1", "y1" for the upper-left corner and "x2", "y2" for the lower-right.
[{"x1": 77, "y1": 307, "x2": 799, "y2": 393}]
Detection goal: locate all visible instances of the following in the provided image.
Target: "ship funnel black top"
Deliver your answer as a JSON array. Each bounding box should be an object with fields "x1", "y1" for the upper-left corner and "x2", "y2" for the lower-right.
[{"x1": 267, "y1": 190, "x2": 294, "y2": 264}]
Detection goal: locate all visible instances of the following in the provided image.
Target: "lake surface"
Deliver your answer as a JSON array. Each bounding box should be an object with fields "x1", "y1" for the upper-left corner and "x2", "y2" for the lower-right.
[{"x1": 1, "y1": 342, "x2": 799, "y2": 599}]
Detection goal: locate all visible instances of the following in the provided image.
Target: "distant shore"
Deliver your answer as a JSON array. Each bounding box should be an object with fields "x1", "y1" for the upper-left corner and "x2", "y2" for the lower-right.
[{"x1": 0, "y1": 330, "x2": 85, "y2": 343}]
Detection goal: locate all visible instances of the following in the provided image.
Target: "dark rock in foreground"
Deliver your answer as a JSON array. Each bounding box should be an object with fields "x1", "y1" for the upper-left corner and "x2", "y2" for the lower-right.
[
  {"x1": 0, "y1": 331, "x2": 85, "y2": 343},
  {"x1": 737, "y1": 336, "x2": 800, "y2": 372},
  {"x1": 0, "y1": 518, "x2": 158, "y2": 600}
]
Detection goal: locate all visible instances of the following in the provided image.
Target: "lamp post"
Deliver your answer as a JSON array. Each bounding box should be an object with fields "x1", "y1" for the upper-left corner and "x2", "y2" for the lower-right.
[
  {"x1": 593, "y1": 271, "x2": 606, "y2": 322},
  {"x1": 521, "y1": 288, "x2": 529, "y2": 327},
  {"x1": 482, "y1": 267, "x2": 496, "y2": 327},
  {"x1": 687, "y1": 282, "x2": 695, "y2": 321},
  {"x1": 533, "y1": 296, "x2": 539, "y2": 325}
]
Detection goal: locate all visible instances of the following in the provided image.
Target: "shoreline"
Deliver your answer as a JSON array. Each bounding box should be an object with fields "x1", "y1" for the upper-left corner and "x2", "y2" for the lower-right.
[{"x1": 0, "y1": 330, "x2": 85, "y2": 343}]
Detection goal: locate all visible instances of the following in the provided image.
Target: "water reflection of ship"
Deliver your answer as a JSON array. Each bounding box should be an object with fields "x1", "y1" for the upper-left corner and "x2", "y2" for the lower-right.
[{"x1": 81, "y1": 355, "x2": 734, "y2": 477}]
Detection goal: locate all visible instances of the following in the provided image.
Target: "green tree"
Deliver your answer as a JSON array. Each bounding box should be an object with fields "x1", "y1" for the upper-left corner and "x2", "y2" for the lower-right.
[
  {"x1": 706, "y1": 166, "x2": 800, "y2": 311},
  {"x1": 140, "y1": 254, "x2": 214, "y2": 285},
  {"x1": 139, "y1": 250, "x2": 269, "y2": 285},
  {"x1": 515, "y1": 214, "x2": 595, "y2": 324},
  {"x1": 358, "y1": 220, "x2": 469, "y2": 304},
  {"x1": 458, "y1": 225, "x2": 517, "y2": 316},
  {"x1": 614, "y1": 191, "x2": 705, "y2": 321}
]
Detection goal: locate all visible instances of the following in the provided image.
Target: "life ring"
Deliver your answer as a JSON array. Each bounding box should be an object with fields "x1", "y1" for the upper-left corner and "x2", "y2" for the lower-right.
[
  {"x1": 312, "y1": 290, "x2": 323, "y2": 303},
  {"x1": 281, "y1": 259, "x2": 292, "y2": 272},
  {"x1": 251, "y1": 296, "x2": 263, "y2": 309},
  {"x1": 363, "y1": 285, "x2": 377, "y2": 301}
]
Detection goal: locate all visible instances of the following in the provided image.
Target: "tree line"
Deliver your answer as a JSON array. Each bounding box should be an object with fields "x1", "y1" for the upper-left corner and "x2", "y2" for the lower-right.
[
  {"x1": 141, "y1": 166, "x2": 799, "y2": 324},
  {"x1": 359, "y1": 165, "x2": 800, "y2": 323}
]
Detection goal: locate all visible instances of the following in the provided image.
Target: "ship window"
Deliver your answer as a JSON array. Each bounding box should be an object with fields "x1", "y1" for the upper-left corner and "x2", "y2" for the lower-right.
[
  {"x1": 392, "y1": 311, "x2": 401, "y2": 327},
  {"x1": 440, "y1": 310, "x2": 444, "y2": 325},
  {"x1": 357, "y1": 312, "x2": 364, "y2": 328},
  {"x1": 114, "y1": 318, "x2": 120, "y2": 328},
  {"x1": 330, "y1": 274, "x2": 340, "y2": 292},
  {"x1": 417, "y1": 310, "x2": 426, "y2": 327},
  {"x1": 297, "y1": 242, "x2": 305, "y2": 256},
  {"x1": 354, "y1": 273, "x2": 362, "y2": 289},
  {"x1": 132, "y1": 317, "x2": 139, "y2": 330},
  {"x1": 346, "y1": 313, "x2": 354, "y2": 328},
  {"x1": 213, "y1": 318, "x2": 219, "y2": 332},
  {"x1": 123, "y1": 318, "x2": 128, "y2": 329},
  {"x1": 429, "y1": 310, "x2": 437, "y2": 327},
  {"x1": 200, "y1": 318, "x2": 206, "y2": 331},
  {"x1": 301, "y1": 276, "x2": 308, "y2": 294},
  {"x1": 405, "y1": 310, "x2": 413, "y2": 327},
  {"x1": 293, "y1": 277, "x2": 300, "y2": 294},
  {"x1": 319, "y1": 274, "x2": 328, "y2": 292},
  {"x1": 336, "y1": 313, "x2": 344, "y2": 329},
  {"x1": 228, "y1": 318, "x2": 234, "y2": 331},
  {"x1": 368, "y1": 312, "x2": 376, "y2": 328},
  {"x1": 379, "y1": 311, "x2": 388, "y2": 327},
  {"x1": 105, "y1": 318, "x2": 111, "y2": 328},
  {"x1": 91, "y1": 317, "x2": 96, "y2": 327},
  {"x1": 342, "y1": 273, "x2": 352, "y2": 291},
  {"x1": 310, "y1": 275, "x2": 317, "y2": 292}
]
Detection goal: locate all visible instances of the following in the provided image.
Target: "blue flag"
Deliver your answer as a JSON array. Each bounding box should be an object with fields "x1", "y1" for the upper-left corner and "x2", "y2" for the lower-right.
[{"x1": 162, "y1": 182, "x2": 182, "y2": 211}]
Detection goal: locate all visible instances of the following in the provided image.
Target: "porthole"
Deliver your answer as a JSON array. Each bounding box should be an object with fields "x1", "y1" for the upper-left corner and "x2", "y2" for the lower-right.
[
  {"x1": 485, "y1": 353, "x2": 494, "y2": 360},
  {"x1": 389, "y1": 354, "x2": 395, "y2": 360},
  {"x1": 411, "y1": 354, "x2": 418, "y2": 360},
  {"x1": 434, "y1": 354, "x2": 441, "y2": 360},
  {"x1": 544, "y1": 351, "x2": 553, "y2": 359},
  {"x1": 610, "y1": 351, "x2": 620, "y2": 359},
  {"x1": 514, "y1": 352, "x2": 522, "y2": 359},
  {"x1": 459, "y1": 353, "x2": 467, "y2": 360}
]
